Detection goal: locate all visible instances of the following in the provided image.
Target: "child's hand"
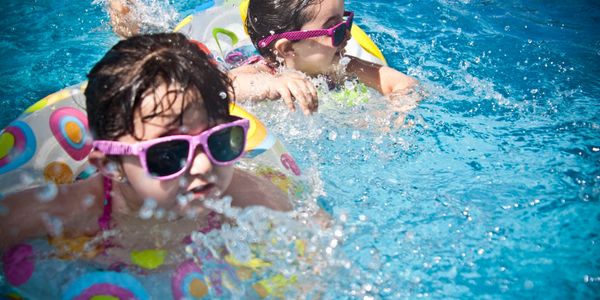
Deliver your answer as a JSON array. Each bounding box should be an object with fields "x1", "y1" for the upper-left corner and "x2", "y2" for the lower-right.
[
  {"x1": 229, "y1": 66, "x2": 318, "y2": 114},
  {"x1": 107, "y1": 0, "x2": 139, "y2": 38},
  {"x1": 265, "y1": 70, "x2": 318, "y2": 115}
]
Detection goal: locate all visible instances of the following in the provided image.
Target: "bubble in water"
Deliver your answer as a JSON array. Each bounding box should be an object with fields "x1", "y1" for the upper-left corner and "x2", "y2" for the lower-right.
[
  {"x1": 139, "y1": 198, "x2": 157, "y2": 219},
  {"x1": 352, "y1": 131, "x2": 361, "y2": 140},
  {"x1": 37, "y1": 183, "x2": 58, "y2": 202}
]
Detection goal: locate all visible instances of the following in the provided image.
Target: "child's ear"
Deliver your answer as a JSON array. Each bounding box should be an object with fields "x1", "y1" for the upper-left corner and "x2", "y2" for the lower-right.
[
  {"x1": 89, "y1": 150, "x2": 126, "y2": 182},
  {"x1": 273, "y1": 39, "x2": 295, "y2": 58}
]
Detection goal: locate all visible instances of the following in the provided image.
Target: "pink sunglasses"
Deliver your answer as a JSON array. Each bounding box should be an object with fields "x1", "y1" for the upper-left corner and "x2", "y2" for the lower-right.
[
  {"x1": 258, "y1": 11, "x2": 354, "y2": 48},
  {"x1": 92, "y1": 118, "x2": 249, "y2": 180}
]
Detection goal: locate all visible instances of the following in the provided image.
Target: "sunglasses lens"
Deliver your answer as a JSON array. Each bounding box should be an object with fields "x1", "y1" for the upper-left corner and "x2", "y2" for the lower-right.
[
  {"x1": 146, "y1": 140, "x2": 190, "y2": 177},
  {"x1": 207, "y1": 125, "x2": 246, "y2": 163},
  {"x1": 333, "y1": 24, "x2": 347, "y2": 46}
]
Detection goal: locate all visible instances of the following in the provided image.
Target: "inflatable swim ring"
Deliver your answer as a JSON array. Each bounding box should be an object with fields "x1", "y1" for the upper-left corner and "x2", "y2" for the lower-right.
[{"x1": 174, "y1": 0, "x2": 387, "y2": 67}]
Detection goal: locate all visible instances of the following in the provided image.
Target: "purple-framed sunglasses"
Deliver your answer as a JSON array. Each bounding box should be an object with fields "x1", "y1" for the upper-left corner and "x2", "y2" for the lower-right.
[
  {"x1": 258, "y1": 11, "x2": 354, "y2": 48},
  {"x1": 92, "y1": 118, "x2": 249, "y2": 180}
]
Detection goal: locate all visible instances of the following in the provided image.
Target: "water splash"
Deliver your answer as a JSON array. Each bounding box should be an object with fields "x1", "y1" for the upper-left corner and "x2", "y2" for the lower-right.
[
  {"x1": 95, "y1": 0, "x2": 179, "y2": 35},
  {"x1": 184, "y1": 196, "x2": 363, "y2": 297}
]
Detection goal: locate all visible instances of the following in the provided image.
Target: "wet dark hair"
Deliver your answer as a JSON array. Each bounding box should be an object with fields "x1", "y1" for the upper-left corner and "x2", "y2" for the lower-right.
[
  {"x1": 85, "y1": 32, "x2": 233, "y2": 141},
  {"x1": 245, "y1": 0, "x2": 322, "y2": 62}
]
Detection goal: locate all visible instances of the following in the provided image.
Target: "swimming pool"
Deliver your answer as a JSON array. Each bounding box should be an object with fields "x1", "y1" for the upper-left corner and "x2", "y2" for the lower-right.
[{"x1": 1, "y1": 0, "x2": 599, "y2": 298}]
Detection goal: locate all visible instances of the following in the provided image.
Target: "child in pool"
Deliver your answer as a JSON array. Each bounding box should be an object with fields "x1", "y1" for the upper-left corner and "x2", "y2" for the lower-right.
[
  {"x1": 229, "y1": 0, "x2": 419, "y2": 114},
  {"x1": 0, "y1": 33, "x2": 291, "y2": 257},
  {"x1": 105, "y1": 0, "x2": 418, "y2": 116}
]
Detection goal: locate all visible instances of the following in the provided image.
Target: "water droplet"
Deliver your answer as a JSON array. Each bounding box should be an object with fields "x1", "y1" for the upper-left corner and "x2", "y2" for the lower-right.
[
  {"x1": 329, "y1": 239, "x2": 338, "y2": 248},
  {"x1": 82, "y1": 194, "x2": 95, "y2": 207},
  {"x1": 179, "y1": 125, "x2": 190, "y2": 133},
  {"x1": 106, "y1": 161, "x2": 119, "y2": 173},
  {"x1": 339, "y1": 56, "x2": 351, "y2": 66},
  {"x1": 37, "y1": 183, "x2": 58, "y2": 202},
  {"x1": 339, "y1": 213, "x2": 348, "y2": 222},
  {"x1": 19, "y1": 172, "x2": 35, "y2": 186},
  {"x1": 177, "y1": 194, "x2": 188, "y2": 207},
  {"x1": 42, "y1": 213, "x2": 63, "y2": 236},
  {"x1": 328, "y1": 130, "x2": 337, "y2": 141},
  {"x1": 154, "y1": 208, "x2": 165, "y2": 219},
  {"x1": 139, "y1": 198, "x2": 157, "y2": 219}
]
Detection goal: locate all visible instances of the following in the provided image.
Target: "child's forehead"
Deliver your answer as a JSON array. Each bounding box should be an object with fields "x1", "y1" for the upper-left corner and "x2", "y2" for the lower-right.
[{"x1": 137, "y1": 83, "x2": 208, "y2": 128}]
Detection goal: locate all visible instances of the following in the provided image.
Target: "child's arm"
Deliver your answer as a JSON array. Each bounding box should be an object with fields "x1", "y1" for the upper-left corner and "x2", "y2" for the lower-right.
[
  {"x1": 107, "y1": 0, "x2": 139, "y2": 38},
  {"x1": 229, "y1": 64, "x2": 318, "y2": 115},
  {"x1": 346, "y1": 55, "x2": 418, "y2": 96},
  {"x1": 0, "y1": 177, "x2": 103, "y2": 250}
]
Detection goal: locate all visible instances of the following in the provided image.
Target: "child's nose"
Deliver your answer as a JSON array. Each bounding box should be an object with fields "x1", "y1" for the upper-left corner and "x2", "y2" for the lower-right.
[{"x1": 188, "y1": 146, "x2": 213, "y2": 175}]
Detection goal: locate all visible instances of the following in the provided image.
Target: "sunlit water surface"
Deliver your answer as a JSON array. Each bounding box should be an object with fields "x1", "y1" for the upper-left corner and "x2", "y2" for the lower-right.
[{"x1": 0, "y1": 0, "x2": 599, "y2": 298}]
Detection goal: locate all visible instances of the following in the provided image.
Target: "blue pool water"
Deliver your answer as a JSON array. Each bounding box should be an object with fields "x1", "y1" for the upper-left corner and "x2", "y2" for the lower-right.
[{"x1": 1, "y1": 0, "x2": 599, "y2": 298}]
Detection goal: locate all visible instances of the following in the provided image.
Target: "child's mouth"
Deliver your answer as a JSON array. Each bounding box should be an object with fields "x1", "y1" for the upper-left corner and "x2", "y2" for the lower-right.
[{"x1": 187, "y1": 183, "x2": 216, "y2": 199}]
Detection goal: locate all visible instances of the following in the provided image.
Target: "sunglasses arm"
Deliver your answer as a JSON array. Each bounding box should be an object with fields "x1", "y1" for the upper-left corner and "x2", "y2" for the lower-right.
[{"x1": 258, "y1": 29, "x2": 330, "y2": 48}]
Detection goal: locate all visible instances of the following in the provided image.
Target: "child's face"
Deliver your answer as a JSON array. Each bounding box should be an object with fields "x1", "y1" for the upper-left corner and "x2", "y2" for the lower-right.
[
  {"x1": 287, "y1": 0, "x2": 349, "y2": 75},
  {"x1": 116, "y1": 84, "x2": 234, "y2": 216}
]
